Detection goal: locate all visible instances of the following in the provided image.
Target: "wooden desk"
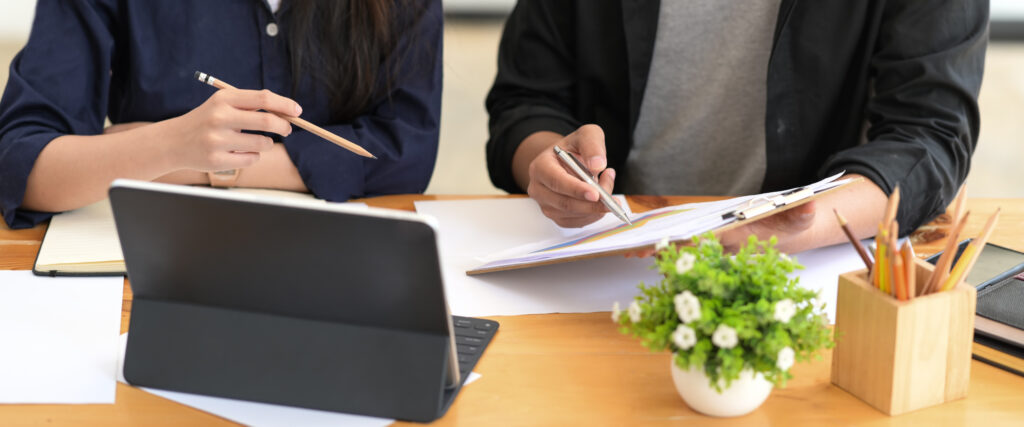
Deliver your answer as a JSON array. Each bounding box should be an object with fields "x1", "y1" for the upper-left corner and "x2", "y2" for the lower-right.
[{"x1": 0, "y1": 196, "x2": 1021, "y2": 425}]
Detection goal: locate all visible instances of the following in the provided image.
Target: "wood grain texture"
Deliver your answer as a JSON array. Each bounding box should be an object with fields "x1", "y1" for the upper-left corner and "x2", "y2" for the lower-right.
[
  {"x1": 832, "y1": 259, "x2": 976, "y2": 416},
  {"x1": 0, "y1": 195, "x2": 1021, "y2": 426}
]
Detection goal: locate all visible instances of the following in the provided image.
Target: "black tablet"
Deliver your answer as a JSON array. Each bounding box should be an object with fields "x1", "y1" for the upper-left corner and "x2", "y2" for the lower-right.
[{"x1": 109, "y1": 179, "x2": 496, "y2": 422}]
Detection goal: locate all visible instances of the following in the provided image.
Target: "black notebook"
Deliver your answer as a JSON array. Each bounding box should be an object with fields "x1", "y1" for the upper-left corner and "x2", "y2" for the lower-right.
[{"x1": 928, "y1": 240, "x2": 1024, "y2": 377}]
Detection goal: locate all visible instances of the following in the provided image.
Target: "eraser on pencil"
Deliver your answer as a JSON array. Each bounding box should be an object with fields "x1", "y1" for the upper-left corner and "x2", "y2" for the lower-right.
[{"x1": 194, "y1": 71, "x2": 213, "y2": 85}]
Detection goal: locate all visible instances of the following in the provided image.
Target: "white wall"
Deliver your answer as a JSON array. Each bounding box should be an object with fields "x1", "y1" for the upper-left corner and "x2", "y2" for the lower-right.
[
  {"x1": 2, "y1": 0, "x2": 1022, "y2": 41},
  {"x1": 994, "y1": 0, "x2": 1024, "y2": 20},
  {"x1": 0, "y1": 0, "x2": 35, "y2": 40},
  {"x1": 443, "y1": 0, "x2": 515, "y2": 14},
  {"x1": 0, "y1": 0, "x2": 519, "y2": 41}
]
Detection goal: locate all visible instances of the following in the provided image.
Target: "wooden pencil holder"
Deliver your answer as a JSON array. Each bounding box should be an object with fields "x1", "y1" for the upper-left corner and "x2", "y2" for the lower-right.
[{"x1": 830, "y1": 258, "x2": 976, "y2": 416}]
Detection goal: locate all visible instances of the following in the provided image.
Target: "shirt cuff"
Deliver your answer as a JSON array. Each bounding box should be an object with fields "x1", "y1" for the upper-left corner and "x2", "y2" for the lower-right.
[{"x1": 0, "y1": 130, "x2": 63, "y2": 228}]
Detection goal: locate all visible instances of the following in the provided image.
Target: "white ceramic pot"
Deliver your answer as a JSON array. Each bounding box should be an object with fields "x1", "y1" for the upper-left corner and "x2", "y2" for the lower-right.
[{"x1": 670, "y1": 359, "x2": 773, "y2": 417}]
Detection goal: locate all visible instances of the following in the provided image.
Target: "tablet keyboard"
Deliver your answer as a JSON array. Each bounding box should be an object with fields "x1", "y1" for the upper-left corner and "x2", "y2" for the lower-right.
[{"x1": 452, "y1": 316, "x2": 499, "y2": 384}]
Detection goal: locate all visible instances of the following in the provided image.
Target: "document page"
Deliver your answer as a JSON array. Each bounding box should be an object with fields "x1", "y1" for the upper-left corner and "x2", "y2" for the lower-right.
[
  {"x1": 470, "y1": 174, "x2": 847, "y2": 273},
  {"x1": 416, "y1": 181, "x2": 862, "y2": 319},
  {"x1": 0, "y1": 272, "x2": 122, "y2": 403}
]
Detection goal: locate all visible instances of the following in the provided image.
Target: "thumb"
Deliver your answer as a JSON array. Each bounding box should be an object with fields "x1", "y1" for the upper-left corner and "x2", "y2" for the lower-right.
[{"x1": 565, "y1": 124, "x2": 608, "y2": 174}]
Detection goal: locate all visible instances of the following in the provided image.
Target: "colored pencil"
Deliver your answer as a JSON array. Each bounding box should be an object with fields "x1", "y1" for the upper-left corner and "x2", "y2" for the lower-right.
[
  {"x1": 890, "y1": 221, "x2": 900, "y2": 298},
  {"x1": 834, "y1": 209, "x2": 873, "y2": 270},
  {"x1": 193, "y1": 71, "x2": 376, "y2": 159},
  {"x1": 883, "y1": 185, "x2": 901, "y2": 227},
  {"x1": 892, "y1": 242, "x2": 907, "y2": 301},
  {"x1": 876, "y1": 224, "x2": 889, "y2": 293},
  {"x1": 924, "y1": 211, "x2": 970, "y2": 295},
  {"x1": 941, "y1": 208, "x2": 1001, "y2": 292},
  {"x1": 901, "y1": 241, "x2": 916, "y2": 299}
]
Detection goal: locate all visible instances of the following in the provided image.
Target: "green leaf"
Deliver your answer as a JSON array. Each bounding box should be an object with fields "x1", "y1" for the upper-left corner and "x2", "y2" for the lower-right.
[{"x1": 615, "y1": 232, "x2": 834, "y2": 389}]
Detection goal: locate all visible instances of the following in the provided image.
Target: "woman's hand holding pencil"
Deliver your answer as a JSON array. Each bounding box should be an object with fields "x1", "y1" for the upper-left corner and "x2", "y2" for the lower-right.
[
  {"x1": 194, "y1": 72, "x2": 376, "y2": 159},
  {"x1": 158, "y1": 79, "x2": 300, "y2": 171}
]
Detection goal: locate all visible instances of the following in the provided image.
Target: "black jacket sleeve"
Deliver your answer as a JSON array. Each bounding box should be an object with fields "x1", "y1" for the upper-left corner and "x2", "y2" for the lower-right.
[
  {"x1": 485, "y1": 0, "x2": 580, "y2": 194},
  {"x1": 821, "y1": 0, "x2": 988, "y2": 232}
]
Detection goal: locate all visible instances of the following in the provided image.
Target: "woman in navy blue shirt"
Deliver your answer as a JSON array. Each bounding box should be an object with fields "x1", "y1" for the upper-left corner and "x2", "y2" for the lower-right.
[{"x1": 0, "y1": 0, "x2": 442, "y2": 229}]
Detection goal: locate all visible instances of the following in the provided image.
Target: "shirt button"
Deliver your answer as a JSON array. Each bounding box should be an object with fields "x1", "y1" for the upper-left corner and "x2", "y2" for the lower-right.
[{"x1": 266, "y1": 22, "x2": 279, "y2": 37}]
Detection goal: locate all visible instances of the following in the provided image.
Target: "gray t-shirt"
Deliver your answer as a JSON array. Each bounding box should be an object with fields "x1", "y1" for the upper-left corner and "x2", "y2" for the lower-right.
[{"x1": 619, "y1": 0, "x2": 782, "y2": 196}]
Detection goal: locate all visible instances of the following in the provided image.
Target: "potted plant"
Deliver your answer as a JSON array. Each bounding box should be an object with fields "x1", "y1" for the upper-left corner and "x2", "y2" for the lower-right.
[{"x1": 612, "y1": 233, "x2": 833, "y2": 417}]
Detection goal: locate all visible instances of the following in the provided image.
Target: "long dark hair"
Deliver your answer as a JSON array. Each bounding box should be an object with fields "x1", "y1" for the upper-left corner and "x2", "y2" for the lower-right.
[{"x1": 286, "y1": 0, "x2": 423, "y2": 123}]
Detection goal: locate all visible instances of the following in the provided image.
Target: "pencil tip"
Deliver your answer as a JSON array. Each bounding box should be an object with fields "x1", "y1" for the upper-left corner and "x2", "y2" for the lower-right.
[{"x1": 833, "y1": 208, "x2": 847, "y2": 224}]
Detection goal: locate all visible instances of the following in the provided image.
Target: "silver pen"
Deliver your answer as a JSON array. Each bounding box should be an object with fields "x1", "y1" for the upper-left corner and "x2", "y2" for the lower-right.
[{"x1": 552, "y1": 146, "x2": 632, "y2": 225}]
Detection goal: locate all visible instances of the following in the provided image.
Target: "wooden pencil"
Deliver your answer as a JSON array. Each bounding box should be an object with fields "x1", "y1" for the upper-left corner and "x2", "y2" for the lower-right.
[
  {"x1": 869, "y1": 236, "x2": 880, "y2": 289},
  {"x1": 833, "y1": 209, "x2": 873, "y2": 270},
  {"x1": 941, "y1": 208, "x2": 1001, "y2": 292},
  {"x1": 875, "y1": 224, "x2": 889, "y2": 292},
  {"x1": 901, "y1": 241, "x2": 915, "y2": 299},
  {"x1": 924, "y1": 211, "x2": 970, "y2": 295},
  {"x1": 883, "y1": 185, "x2": 901, "y2": 227},
  {"x1": 892, "y1": 241, "x2": 906, "y2": 301},
  {"x1": 890, "y1": 221, "x2": 900, "y2": 299},
  {"x1": 194, "y1": 71, "x2": 376, "y2": 159}
]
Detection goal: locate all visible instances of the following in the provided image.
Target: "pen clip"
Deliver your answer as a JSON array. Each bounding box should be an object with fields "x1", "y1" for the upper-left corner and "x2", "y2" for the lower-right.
[{"x1": 554, "y1": 146, "x2": 596, "y2": 183}]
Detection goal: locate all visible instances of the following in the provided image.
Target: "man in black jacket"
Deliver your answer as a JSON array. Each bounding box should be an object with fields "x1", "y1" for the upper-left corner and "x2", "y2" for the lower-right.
[{"x1": 485, "y1": 0, "x2": 987, "y2": 253}]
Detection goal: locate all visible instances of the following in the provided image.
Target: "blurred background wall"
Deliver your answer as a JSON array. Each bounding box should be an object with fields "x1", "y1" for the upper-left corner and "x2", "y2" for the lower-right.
[{"x1": 0, "y1": 0, "x2": 1021, "y2": 198}]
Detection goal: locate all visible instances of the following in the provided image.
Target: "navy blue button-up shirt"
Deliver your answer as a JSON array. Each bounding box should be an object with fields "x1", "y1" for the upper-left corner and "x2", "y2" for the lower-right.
[{"x1": 0, "y1": 0, "x2": 442, "y2": 228}]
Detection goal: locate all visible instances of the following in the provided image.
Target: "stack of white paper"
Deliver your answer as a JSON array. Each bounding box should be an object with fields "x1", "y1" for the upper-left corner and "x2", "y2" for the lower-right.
[
  {"x1": 0, "y1": 272, "x2": 122, "y2": 404},
  {"x1": 416, "y1": 190, "x2": 865, "y2": 321}
]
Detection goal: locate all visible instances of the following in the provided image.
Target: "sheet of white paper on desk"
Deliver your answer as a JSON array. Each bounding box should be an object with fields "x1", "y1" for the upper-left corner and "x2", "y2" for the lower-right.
[
  {"x1": 415, "y1": 197, "x2": 663, "y2": 316},
  {"x1": 788, "y1": 239, "x2": 875, "y2": 323},
  {"x1": 116, "y1": 334, "x2": 480, "y2": 426},
  {"x1": 0, "y1": 272, "x2": 122, "y2": 404}
]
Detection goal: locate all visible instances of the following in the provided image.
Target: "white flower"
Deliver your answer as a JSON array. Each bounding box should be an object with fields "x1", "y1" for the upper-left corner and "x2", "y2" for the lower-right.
[
  {"x1": 675, "y1": 252, "x2": 696, "y2": 274},
  {"x1": 780, "y1": 253, "x2": 792, "y2": 263},
  {"x1": 807, "y1": 291, "x2": 825, "y2": 312},
  {"x1": 672, "y1": 324, "x2": 697, "y2": 350},
  {"x1": 611, "y1": 301, "x2": 621, "y2": 322},
  {"x1": 628, "y1": 301, "x2": 643, "y2": 323},
  {"x1": 777, "y1": 347, "x2": 795, "y2": 371},
  {"x1": 711, "y1": 324, "x2": 738, "y2": 349},
  {"x1": 655, "y1": 236, "x2": 671, "y2": 252},
  {"x1": 773, "y1": 299, "x2": 797, "y2": 323},
  {"x1": 674, "y1": 291, "x2": 701, "y2": 324}
]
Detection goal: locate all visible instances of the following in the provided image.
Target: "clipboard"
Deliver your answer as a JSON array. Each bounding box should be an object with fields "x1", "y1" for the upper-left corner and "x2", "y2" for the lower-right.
[{"x1": 466, "y1": 174, "x2": 858, "y2": 275}]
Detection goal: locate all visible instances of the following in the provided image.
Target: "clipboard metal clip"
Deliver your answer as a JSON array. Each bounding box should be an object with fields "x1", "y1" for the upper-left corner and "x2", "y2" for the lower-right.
[{"x1": 721, "y1": 187, "x2": 815, "y2": 221}]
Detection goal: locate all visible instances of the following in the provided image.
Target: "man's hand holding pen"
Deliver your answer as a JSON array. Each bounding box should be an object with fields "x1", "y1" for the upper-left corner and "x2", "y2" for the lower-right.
[{"x1": 516, "y1": 124, "x2": 618, "y2": 228}]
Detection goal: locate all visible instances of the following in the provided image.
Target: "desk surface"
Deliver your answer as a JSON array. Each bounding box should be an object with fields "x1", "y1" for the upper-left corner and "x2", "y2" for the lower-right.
[{"x1": 0, "y1": 195, "x2": 1021, "y2": 425}]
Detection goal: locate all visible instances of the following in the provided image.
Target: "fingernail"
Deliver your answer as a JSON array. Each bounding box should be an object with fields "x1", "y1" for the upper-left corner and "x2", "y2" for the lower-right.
[
  {"x1": 605, "y1": 168, "x2": 616, "y2": 180},
  {"x1": 589, "y1": 156, "x2": 606, "y2": 171},
  {"x1": 586, "y1": 191, "x2": 599, "y2": 202},
  {"x1": 294, "y1": 104, "x2": 303, "y2": 116}
]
